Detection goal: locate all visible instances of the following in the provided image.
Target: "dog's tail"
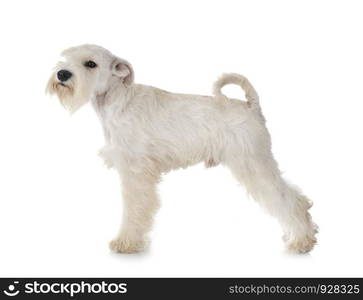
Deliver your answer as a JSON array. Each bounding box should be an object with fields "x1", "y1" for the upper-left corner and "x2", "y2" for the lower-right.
[{"x1": 213, "y1": 73, "x2": 259, "y2": 106}]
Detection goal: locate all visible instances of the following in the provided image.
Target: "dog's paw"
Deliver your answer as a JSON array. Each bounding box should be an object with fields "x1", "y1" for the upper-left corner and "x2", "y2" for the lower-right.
[
  {"x1": 109, "y1": 238, "x2": 146, "y2": 254},
  {"x1": 284, "y1": 220, "x2": 318, "y2": 254},
  {"x1": 285, "y1": 235, "x2": 317, "y2": 254}
]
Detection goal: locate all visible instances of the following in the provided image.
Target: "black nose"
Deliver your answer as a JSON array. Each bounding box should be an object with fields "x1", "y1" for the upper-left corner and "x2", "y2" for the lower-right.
[{"x1": 57, "y1": 69, "x2": 72, "y2": 82}]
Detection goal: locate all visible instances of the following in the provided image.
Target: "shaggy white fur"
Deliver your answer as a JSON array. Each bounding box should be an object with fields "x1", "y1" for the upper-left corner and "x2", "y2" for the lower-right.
[{"x1": 47, "y1": 44, "x2": 317, "y2": 254}]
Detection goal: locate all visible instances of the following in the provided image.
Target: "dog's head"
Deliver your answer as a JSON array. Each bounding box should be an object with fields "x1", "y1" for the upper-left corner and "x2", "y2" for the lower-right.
[{"x1": 46, "y1": 44, "x2": 134, "y2": 113}]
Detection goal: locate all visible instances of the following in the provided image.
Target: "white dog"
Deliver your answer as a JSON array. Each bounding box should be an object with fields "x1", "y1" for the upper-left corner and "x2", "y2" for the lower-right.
[{"x1": 47, "y1": 44, "x2": 317, "y2": 254}]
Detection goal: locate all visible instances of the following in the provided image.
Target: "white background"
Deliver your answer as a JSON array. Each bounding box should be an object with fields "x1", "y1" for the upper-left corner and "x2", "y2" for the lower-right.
[{"x1": 0, "y1": 0, "x2": 362, "y2": 277}]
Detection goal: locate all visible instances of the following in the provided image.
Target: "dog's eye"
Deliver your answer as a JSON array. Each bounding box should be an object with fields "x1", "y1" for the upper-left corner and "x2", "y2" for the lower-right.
[{"x1": 84, "y1": 60, "x2": 97, "y2": 68}]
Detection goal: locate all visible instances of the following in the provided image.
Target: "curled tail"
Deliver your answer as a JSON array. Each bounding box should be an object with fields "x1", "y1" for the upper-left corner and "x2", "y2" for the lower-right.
[{"x1": 213, "y1": 73, "x2": 259, "y2": 105}]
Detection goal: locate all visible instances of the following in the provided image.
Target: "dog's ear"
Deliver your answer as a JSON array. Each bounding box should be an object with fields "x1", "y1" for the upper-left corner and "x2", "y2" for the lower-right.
[{"x1": 111, "y1": 57, "x2": 134, "y2": 86}]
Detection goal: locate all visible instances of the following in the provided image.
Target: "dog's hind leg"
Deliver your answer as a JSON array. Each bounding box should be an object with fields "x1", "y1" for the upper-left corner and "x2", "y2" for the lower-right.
[
  {"x1": 226, "y1": 153, "x2": 318, "y2": 253},
  {"x1": 109, "y1": 169, "x2": 161, "y2": 253}
]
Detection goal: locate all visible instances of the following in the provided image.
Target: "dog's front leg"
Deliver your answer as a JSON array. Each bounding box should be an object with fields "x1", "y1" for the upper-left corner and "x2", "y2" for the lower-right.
[{"x1": 110, "y1": 170, "x2": 160, "y2": 253}]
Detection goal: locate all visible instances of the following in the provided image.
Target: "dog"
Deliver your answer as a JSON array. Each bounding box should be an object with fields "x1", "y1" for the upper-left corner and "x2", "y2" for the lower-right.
[{"x1": 47, "y1": 44, "x2": 317, "y2": 254}]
